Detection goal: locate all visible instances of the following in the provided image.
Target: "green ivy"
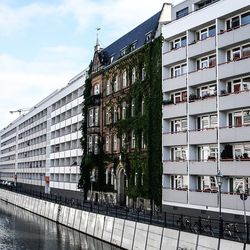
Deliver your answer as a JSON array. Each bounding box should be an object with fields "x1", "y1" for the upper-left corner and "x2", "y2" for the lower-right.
[{"x1": 79, "y1": 36, "x2": 163, "y2": 205}]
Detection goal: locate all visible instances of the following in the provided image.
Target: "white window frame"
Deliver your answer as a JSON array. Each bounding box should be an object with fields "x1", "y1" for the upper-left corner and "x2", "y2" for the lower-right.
[
  {"x1": 131, "y1": 131, "x2": 136, "y2": 149},
  {"x1": 89, "y1": 109, "x2": 94, "y2": 127},
  {"x1": 122, "y1": 71, "x2": 127, "y2": 88},
  {"x1": 113, "y1": 134, "x2": 118, "y2": 151},
  {"x1": 94, "y1": 84, "x2": 99, "y2": 95},
  {"x1": 132, "y1": 67, "x2": 136, "y2": 84},
  {"x1": 122, "y1": 101, "x2": 126, "y2": 119},
  {"x1": 106, "y1": 79, "x2": 111, "y2": 95}
]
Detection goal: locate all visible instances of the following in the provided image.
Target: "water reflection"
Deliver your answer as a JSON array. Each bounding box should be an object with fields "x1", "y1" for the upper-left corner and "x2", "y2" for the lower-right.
[{"x1": 0, "y1": 200, "x2": 120, "y2": 250}]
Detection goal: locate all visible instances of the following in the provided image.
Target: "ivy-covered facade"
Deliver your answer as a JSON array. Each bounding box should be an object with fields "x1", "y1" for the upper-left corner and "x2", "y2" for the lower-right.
[{"x1": 79, "y1": 10, "x2": 166, "y2": 208}]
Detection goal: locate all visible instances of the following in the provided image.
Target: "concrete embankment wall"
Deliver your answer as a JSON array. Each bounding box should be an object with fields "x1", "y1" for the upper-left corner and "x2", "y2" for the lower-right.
[{"x1": 0, "y1": 189, "x2": 248, "y2": 250}]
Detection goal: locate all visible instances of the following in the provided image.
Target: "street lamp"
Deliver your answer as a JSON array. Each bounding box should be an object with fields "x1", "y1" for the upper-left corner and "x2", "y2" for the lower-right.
[
  {"x1": 90, "y1": 175, "x2": 96, "y2": 202},
  {"x1": 216, "y1": 170, "x2": 223, "y2": 237}
]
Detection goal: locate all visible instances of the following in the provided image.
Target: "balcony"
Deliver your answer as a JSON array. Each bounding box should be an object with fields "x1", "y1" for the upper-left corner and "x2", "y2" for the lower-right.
[
  {"x1": 163, "y1": 47, "x2": 186, "y2": 66},
  {"x1": 188, "y1": 67, "x2": 216, "y2": 87},
  {"x1": 162, "y1": 189, "x2": 188, "y2": 204},
  {"x1": 220, "y1": 125, "x2": 250, "y2": 143},
  {"x1": 220, "y1": 160, "x2": 250, "y2": 177},
  {"x1": 189, "y1": 36, "x2": 216, "y2": 58},
  {"x1": 218, "y1": 23, "x2": 250, "y2": 49},
  {"x1": 189, "y1": 191, "x2": 218, "y2": 207},
  {"x1": 189, "y1": 96, "x2": 216, "y2": 115},
  {"x1": 221, "y1": 193, "x2": 250, "y2": 212},
  {"x1": 162, "y1": 102, "x2": 187, "y2": 119},
  {"x1": 163, "y1": 132, "x2": 187, "y2": 146},
  {"x1": 162, "y1": 75, "x2": 186, "y2": 93},
  {"x1": 219, "y1": 57, "x2": 250, "y2": 80},
  {"x1": 189, "y1": 129, "x2": 217, "y2": 145},
  {"x1": 189, "y1": 161, "x2": 217, "y2": 176},
  {"x1": 163, "y1": 161, "x2": 187, "y2": 175},
  {"x1": 219, "y1": 91, "x2": 250, "y2": 111}
]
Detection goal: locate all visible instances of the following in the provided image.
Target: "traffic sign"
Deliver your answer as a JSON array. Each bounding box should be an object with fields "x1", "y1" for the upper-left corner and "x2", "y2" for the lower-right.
[{"x1": 240, "y1": 193, "x2": 248, "y2": 201}]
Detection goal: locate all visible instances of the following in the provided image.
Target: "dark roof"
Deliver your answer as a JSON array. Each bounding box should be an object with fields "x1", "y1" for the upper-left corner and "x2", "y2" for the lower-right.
[{"x1": 99, "y1": 11, "x2": 161, "y2": 66}]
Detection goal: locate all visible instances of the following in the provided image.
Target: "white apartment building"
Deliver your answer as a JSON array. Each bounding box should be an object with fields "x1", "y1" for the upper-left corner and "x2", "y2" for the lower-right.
[
  {"x1": 162, "y1": 0, "x2": 250, "y2": 218},
  {"x1": 0, "y1": 70, "x2": 86, "y2": 193}
]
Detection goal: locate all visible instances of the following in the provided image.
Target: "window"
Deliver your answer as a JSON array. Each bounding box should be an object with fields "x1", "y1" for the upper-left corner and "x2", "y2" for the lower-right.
[
  {"x1": 197, "y1": 114, "x2": 217, "y2": 130},
  {"x1": 170, "y1": 63, "x2": 187, "y2": 78},
  {"x1": 141, "y1": 132, "x2": 146, "y2": 149},
  {"x1": 94, "y1": 84, "x2": 99, "y2": 95},
  {"x1": 198, "y1": 145, "x2": 218, "y2": 161},
  {"x1": 171, "y1": 175, "x2": 188, "y2": 190},
  {"x1": 132, "y1": 67, "x2": 136, "y2": 84},
  {"x1": 170, "y1": 90, "x2": 187, "y2": 104},
  {"x1": 171, "y1": 118, "x2": 187, "y2": 133},
  {"x1": 106, "y1": 79, "x2": 111, "y2": 95},
  {"x1": 198, "y1": 176, "x2": 218, "y2": 191},
  {"x1": 145, "y1": 32, "x2": 152, "y2": 42},
  {"x1": 226, "y1": 12, "x2": 250, "y2": 30},
  {"x1": 197, "y1": 84, "x2": 216, "y2": 98},
  {"x1": 88, "y1": 136, "x2": 93, "y2": 153},
  {"x1": 120, "y1": 48, "x2": 126, "y2": 57},
  {"x1": 122, "y1": 71, "x2": 127, "y2": 88},
  {"x1": 131, "y1": 131, "x2": 136, "y2": 149},
  {"x1": 105, "y1": 136, "x2": 110, "y2": 152},
  {"x1": 230, "y1": 110, "x2": 250, "y2": 127},
  {"x1": 131, "y1": 99, "x2": 135, "y2": 117},
  {"x1": 242, "y1": 44, "x2": 250, "y2": 58},
  {"x1": 227, "y1": 77, "x2": 250, "y2": 93},
  {"x1": 197, "y1": 0, "x2": 219, "y2": 10},
  {"x1": 176, "y1": 7, "x2": 188, "y2": 19},
  {"x1": 106, "y1": 107, "x2": 111, "y2": 125},
  {"x1": 113, "y1": 134, "x2": 118, "y2": 151},
  {"x1": 197, "y1": 55, "x2": 216, "y2": 70},
  {"x1": 141, "y1": 66, "x2": 146, "y2": 81},
  {"x1": 121, "y1": 101, "x2": 126, "y2": 119},
  {"x1": 113, "y1": 76, "x2": 119, "y2": 92},
  {"x1": 170, "y1": 147, "x2": 187, "y2": 161},
  {"x1": 94, "y1": 136, "x2": 98, "y2": 154},
  {"x1": 94, "y1": 107, "x2": 99, "y2": 126},
  {"x1": 130, "y1": 42, "x2": 136, "y2": 52},
  {"x1": 89, "y1": 109, "x2": 94, "y2": 127},
  {"x1": 113, "y1": 106, "x2": 118, "y2": 123},
  {"x1": 141, "y1": 98, "x2": 145, "y2": 115},
  {"x1": 197, "y1": 25, "x2": 216, "y2": 41},
  {"x1": 121, "y1": 133, "x2": 126, "y2": 149},
  {"x1": 241, "y1": 12, "x2": 250, "y2": 26},
  {"x1": 171, "y1": 36, "x2": 187, "y2": 50},
  {"x1": 227, "y1": 44, "x2": 250, "y2": 62}
]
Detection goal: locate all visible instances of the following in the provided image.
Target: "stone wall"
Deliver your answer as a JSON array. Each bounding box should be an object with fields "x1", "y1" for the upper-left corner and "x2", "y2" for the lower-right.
[{"x1": 0, "y1": 189, "x2": 248, "y2": 250}]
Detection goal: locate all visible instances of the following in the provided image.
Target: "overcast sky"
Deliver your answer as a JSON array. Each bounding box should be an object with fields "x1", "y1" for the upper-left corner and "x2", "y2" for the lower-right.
[{"x1": 0, "y1": 0, "x2": 182, "y2": 129}]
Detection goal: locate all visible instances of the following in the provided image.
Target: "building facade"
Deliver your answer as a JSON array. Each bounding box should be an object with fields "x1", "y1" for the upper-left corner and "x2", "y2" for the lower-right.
[
  {"x1": 0, "y1": 70, "x2": 86, "y2": 195},
  {"x1": 162, "y1": 0, "x2": 250, "y2": 218},
  {"x1": 79, "y1": 5, "x2": 171, "y2": 208}
]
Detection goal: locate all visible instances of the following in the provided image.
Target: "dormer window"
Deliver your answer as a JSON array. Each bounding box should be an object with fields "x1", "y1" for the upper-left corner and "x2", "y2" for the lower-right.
[
  {"x1": 130, "y1": 42, "x2": 137, "y2": 52},
  {"x1": 145, "y1": 32, "x2": 152, "y2": 42},
  {"x1": 110, "y1": 56, "x2": 114, "y2": 64},
  {"x1": 120, "y1": 47, "x2": 126, "y2": 57}
]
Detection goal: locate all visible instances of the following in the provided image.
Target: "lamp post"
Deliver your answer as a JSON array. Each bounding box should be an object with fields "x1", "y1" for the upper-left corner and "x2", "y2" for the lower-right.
[
  {"x1": 216, "y1": 171, "x2": 223, "y2": 237},
  {"x1": 239, "y1": 179, "x2": 248, "y2": 238},
  {"x1": 90, "y1": 175, "x2": 96, "y2": 202}
]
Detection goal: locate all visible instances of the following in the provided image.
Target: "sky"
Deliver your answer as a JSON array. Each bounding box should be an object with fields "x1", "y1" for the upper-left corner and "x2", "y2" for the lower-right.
[{"x1": 0, "y1": 0, "x2": 182, "y2": 129}]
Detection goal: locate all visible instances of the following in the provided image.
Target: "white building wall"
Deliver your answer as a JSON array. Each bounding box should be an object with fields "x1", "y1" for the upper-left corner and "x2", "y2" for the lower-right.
[
  {"x1": 162, "y1": 0, "x2": 250, "y2": 216},
  {"x1": 0, "y1": 70, "x2": 87, "y2": 193}
]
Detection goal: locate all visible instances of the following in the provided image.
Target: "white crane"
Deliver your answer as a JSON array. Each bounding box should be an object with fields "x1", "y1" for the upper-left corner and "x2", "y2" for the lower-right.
[{"x1": 9, "y1": 108, "x2": 30, "y2": 115}]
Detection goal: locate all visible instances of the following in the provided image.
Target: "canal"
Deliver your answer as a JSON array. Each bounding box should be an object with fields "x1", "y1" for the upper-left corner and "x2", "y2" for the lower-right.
[{"x1": 0, "y1": 200, "x2": 121, "y2": 250}]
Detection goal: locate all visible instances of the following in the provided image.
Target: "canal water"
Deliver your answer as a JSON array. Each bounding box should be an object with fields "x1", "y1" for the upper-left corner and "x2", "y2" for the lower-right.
[{"x1": 0, "y1": 200, "x2": 121, "y2": 250}]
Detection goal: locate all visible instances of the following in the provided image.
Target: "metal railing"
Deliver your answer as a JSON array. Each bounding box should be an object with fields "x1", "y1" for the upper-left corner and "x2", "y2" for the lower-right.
[{"x1": 0, "y1": 184, "x2": 249, "y2": 244}]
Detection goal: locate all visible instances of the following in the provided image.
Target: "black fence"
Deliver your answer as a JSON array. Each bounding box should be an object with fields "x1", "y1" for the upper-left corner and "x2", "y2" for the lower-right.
[{"x1": 1, "y1": 184, "x2": 249, "y2": 244}]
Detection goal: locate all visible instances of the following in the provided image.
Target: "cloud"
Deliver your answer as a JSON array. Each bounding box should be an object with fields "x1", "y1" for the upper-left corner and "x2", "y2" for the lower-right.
[
  {"x1": 0, "y1": 2, "x2": 56, "y2": 36},
  {"x1": 0, "y1": 52, "x2": 84, "y2": 128}
]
